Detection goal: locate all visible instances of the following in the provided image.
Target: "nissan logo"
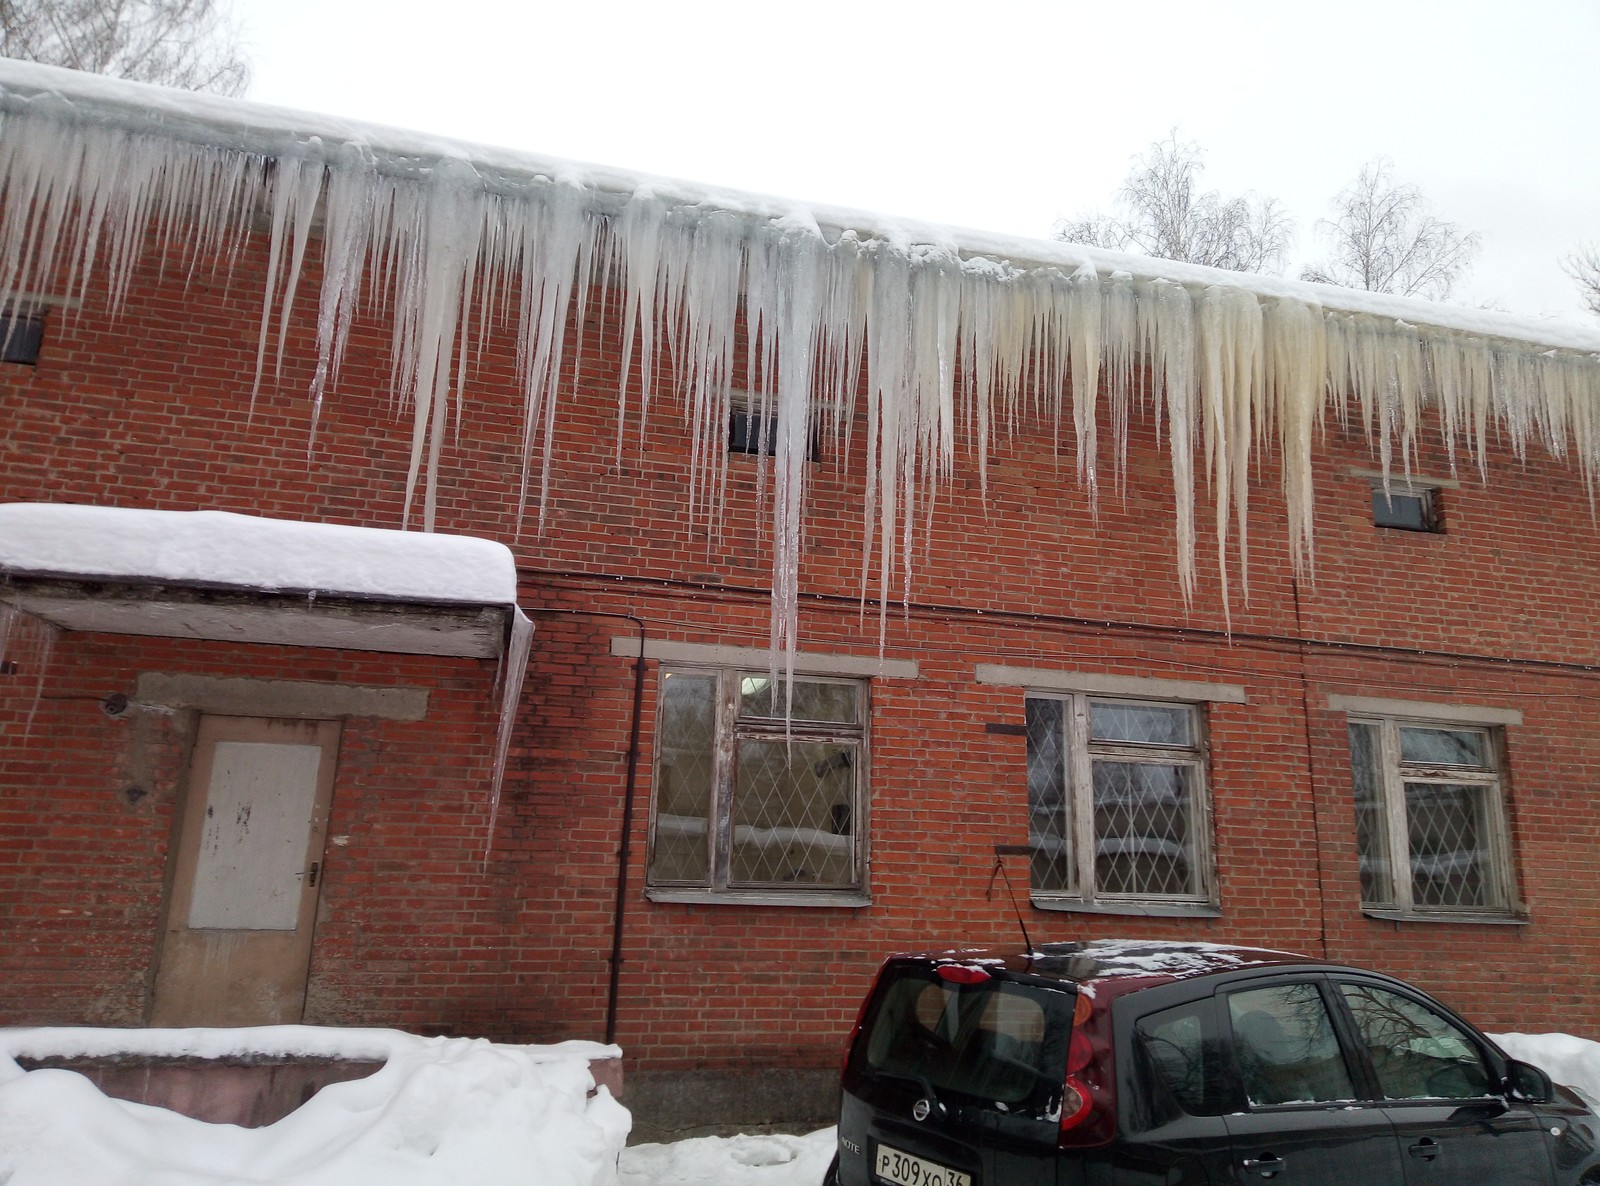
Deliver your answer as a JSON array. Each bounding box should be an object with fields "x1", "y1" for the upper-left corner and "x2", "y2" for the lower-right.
[{"x1": 912, "y1": 1098, "x2": 932, "y2": 1122}]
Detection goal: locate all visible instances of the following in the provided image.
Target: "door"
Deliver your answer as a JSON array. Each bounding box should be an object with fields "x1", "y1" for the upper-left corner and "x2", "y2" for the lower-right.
[
  {"x1": 150, "y1": 715, "x2": 340, "y2": 1026},
  {"x1": 1221, "y1": 980, "x2": 1408, "y2": 1185},
  {"x1": 1335, "y1": 979, "x2": 1556, "y2": 1186}
]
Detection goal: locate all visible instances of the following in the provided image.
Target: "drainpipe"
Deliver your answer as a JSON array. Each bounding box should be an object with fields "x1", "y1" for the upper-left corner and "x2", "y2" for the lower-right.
[
  {"x1": 525, "y1": 607, "x2": 647, "y2": 1046},
  {"x1": 607, "y1": 619, "x2": 647, "y2": 1045}
]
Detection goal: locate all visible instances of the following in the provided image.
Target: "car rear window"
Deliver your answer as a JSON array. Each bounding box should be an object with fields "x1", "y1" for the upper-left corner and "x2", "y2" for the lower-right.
[{"x1": 861, "y1": 966, "x2": 1075, "y2": 1116}]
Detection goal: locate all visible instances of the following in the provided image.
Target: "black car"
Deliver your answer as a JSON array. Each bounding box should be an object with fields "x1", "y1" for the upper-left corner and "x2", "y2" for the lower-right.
[{"x1": 830, "y1": 940, "x2": 1600, "y2": 1186}]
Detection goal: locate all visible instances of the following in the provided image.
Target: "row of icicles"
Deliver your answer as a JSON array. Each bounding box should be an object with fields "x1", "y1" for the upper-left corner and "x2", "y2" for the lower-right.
[{"x1": 1, "y1": 95, "x2": 1599, "y2": 661}]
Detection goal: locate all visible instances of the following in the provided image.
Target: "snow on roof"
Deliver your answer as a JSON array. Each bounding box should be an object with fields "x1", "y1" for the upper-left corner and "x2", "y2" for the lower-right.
[
  {"x1": 0, "y1": 59, "x2": 1590, "y2": 352},
  {"x1": 0, "y1": 503, "x2": 519, "y2": 605}
]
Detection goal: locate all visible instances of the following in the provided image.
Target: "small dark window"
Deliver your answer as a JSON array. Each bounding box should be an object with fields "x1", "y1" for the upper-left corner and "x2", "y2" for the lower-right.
[
  {"x1": 728, "y1": 408, "x2": 820, "y2": 460},
  {"x1": 0, "y1": 312, "x2": 44, "y2": 365},
  {"x1": 1372, "y1": 486, "x2": 1440, "y2": 532},
  {"x1": 728, "y1": 408, "x2": 777, "y2": 455}
]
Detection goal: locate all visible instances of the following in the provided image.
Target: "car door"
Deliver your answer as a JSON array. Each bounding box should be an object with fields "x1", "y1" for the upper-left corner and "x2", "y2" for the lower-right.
[
  {"x1": 1112, "y1": 989, "x2": 1240, "y2": 1186},
  {"x1": 1219, "y1": 977, "x2": 1408, "y2": 1186},
  {"x1": 1333, "y1": 978, "x2": 1556, "y2": 1186}
]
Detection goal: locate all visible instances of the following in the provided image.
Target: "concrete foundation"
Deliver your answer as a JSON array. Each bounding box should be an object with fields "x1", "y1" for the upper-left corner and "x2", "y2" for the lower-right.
[{"x1": 622, "y1": 1067, "x2": 839, "y2": 1145}]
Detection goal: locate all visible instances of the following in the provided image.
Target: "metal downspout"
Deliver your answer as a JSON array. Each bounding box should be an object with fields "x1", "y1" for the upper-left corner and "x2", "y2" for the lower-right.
[{"x1": 525, "y1": 606, "x2": 646, "y2": 1046}]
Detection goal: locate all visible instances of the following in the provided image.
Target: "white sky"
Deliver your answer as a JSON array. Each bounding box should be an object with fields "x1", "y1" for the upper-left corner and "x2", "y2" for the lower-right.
[{"x1": 231, "y1": 0, "x2": 1598, "y2": 325}]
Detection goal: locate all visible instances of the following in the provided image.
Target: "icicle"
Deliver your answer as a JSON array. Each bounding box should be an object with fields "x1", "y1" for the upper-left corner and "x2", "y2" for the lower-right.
[
  {"x1": 1150, "y1": 280, "x2": 1198, "y2": 602},
  {"x1": 0, "y1": 603, "x2": 57, "y2": 738},
  {"x1": 484, "y1": 607, "x2": 534, "y2": 863},
  {"x1": 1197, "y1": 285, "x2": 1263, "y2": 628},
  {"x1": 5, "y1": 68, "x2": 1600, "y2": 667},
  {"x1": 1067, "y1": 264, "x2": 1101, "y2": 503},
  {"x1": 1266, "y1": 297, "x2": 1327, "y2": 578},
  {"x1": 309, "y1": 140, "x2": 380, "y2": 436}
]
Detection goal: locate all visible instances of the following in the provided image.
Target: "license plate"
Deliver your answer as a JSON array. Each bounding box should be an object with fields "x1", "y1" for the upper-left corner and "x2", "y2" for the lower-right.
[{"x1": 874, "y1": 1142, "x2": 971, "y2": 1186}]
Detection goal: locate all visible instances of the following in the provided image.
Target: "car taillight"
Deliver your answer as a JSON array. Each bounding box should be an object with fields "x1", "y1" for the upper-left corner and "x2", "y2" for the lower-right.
[
  {"x1": 1058, "y1": 990, "x2": 1117, "y2": 1148},
  {"x1": 1058, "y1": 1077, "x2": 1092, "y2": 1132}
]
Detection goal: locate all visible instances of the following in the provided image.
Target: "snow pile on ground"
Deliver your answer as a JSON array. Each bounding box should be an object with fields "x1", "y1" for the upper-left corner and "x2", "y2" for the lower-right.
[
  {"x1": 1493, "y1": 1032, "x2": 1600, "y2": 1109},
  {"x1": 0, "y1": 1027, "x2": 628, "y2": 1186},
  {"x1": 619, "y1": 1128, "x2": 836, "y2": 1186}
]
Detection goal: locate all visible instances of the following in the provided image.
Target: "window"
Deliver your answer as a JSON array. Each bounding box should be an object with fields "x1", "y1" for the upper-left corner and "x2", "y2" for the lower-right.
[
  {"x1": 648, "y1": 668, "x2": 866, "y2": 902},
  {"x1": 1338, "y1": 982, "x2": 1493, "y2": 1100},
  {"x1": 1347, "y1": 715, "x2": 1516, "y2": 917},
  {"x1": 1025, "y1": 694, "x2": 1214, "y2": 911},
  {"x1": 1226, "y1": 983, "x2": 1357, "y2": 1107},
  {"x1": 727, "y1": 392, "x2": 820, "y2": 460},
  {"x1": 1371, "y1": 483, "x2": 1441, "y2": 532},
  {"x1": 0, "y1": 310, "x2": 43, "y2": 364},
  {"x1": 862, "y1": 969, "x2": 1072, "y2": 1116},
  {"x1": 1134, "y1": 1000, "x2": 1221, "y2": 1119}
]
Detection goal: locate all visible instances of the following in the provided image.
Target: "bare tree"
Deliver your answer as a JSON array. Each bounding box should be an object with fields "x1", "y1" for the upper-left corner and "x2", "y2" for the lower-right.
[
  {"x1": 1301, "y1": 158, "x2": 1478, "y2": 301},
  {"x1": 1055, "y1": 133, "x2": 1292, "y2": 273},
  {"x1": 0, "y1": 0, "x2": 249, "y2": 95},
  {"x1": 1562, "y1": 243, "x2": 1600, "y2": 319}
]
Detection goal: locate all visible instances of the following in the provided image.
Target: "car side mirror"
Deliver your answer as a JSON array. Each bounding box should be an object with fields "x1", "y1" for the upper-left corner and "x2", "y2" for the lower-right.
[{"x1": 1505, "y1": 1059, "x2": 1554, "y2": 1103}]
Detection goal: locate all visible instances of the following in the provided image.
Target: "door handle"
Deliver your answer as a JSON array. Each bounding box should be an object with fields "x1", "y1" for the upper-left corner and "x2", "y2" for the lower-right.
[
  {"x1": 1407, "y1": 1137, "x2": 1440, "y2": 1161},
  {"x1": 1242, "y1": 1154, "x2": 1285, "y2": 1178},
  {"x1": 297, "y1": 862, "x2": 320, "y2": 888}
]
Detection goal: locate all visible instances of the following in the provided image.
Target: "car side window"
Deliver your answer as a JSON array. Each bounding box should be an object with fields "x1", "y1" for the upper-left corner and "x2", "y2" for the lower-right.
[
  {"x1": 1338, "y1": 982, "x2": 1494, "y2": 1100},
  {"x1": 1226, "y1": 982, "x2": 1357, "y2": 1107},
  {"x1": 1134, "y1": 1000, "x2": 1220, "y2": 1118}
]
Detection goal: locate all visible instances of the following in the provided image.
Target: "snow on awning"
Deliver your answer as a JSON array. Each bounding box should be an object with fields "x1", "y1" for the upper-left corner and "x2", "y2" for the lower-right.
[{"x1": 0, "y1": 503, "x2": 519, "y2": 657}]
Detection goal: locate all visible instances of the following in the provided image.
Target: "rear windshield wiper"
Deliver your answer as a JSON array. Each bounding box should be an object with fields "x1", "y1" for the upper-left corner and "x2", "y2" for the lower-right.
[{"x1": 874, "y1": 1069, "x2": 951, "y2": 1118}]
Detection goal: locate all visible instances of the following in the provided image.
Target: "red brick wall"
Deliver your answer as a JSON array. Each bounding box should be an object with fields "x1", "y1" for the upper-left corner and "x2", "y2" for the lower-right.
[{"x1": 4, "y1": 233, "x2": 1599, "y2": 1072}]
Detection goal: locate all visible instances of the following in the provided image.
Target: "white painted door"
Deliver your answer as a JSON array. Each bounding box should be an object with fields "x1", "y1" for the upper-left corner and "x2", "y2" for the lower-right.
[{"x1": 150, "y1": 715, "x2": 340, "y2": 1026}]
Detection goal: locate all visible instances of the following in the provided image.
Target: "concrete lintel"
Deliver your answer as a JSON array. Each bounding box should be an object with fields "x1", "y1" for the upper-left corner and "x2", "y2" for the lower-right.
[
  {"x1": 1347, "y1": 466, "x2": 1463, "y2": 491},
  {"x1": 975, "y1": 664, "x2": 1247, "y2": 704},
  {"x1": 1327, "y1": 694, "x2": 1522, "y2": 727},
  {"x1": 137, "y1": 674, "x2": 429, "y2": 721},
  {"x1": 610, "y1": 637, "x2": 918, "y2": 680}
]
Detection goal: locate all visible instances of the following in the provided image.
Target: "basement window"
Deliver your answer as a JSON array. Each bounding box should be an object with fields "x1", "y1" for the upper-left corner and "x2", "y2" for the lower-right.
[
  {"x1": 1371, "y1": 484, "x2": 1440, "y2": 532},
  {"x1": 0, "y1": 311, "x2": 44, "y2": 365}
]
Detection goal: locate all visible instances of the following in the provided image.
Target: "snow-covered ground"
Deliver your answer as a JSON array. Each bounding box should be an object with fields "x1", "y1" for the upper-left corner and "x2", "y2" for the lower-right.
[{"x1": 0, "y1": 1027, "x2": 1595, "y2": 1185}]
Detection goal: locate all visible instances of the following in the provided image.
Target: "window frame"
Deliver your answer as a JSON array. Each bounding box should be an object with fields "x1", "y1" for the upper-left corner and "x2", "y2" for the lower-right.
[
  {"x1": 0, "y1": 308, "x2": 44, "y2": 365},
  {"x1": 645, "y1": 664, "x2": 870, "y2": 907},
  {"x1": 1025, "y1": 692, "x2": 1219, "y2": 916},
  {"x1": 1346, "y1": 712, "x2": 1521, "y2": 921},
  {"x1": 1370, "y1": 482, "x2": 1442, "y2": 532}
]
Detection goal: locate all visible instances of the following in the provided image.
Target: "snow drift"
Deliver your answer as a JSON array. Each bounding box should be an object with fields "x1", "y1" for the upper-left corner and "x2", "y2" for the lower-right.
[{"x1": 0, "y1": 1026, "x2": 628, "y2": 1186}]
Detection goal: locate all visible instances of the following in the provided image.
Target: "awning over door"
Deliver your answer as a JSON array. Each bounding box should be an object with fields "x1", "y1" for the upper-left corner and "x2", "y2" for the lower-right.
[
  {"x1": 0, "y1": 503, "x2": 533, "y2": 849},
  {"x1": 0, "y1": 502, "x2": 523, "y2": 658}
]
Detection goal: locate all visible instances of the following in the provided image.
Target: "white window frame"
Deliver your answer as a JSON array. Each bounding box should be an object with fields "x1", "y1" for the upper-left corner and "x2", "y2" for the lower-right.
[
  {"x1": 1343, "y1": 709, "x2": 1521, "y2": 921},
  {"x1": 645, "y1": 665, "x2": 871, "y2": 907},
  {"x1": 1025, "y1": 692, "x2": 1218, "y2": 916}
]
